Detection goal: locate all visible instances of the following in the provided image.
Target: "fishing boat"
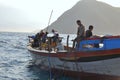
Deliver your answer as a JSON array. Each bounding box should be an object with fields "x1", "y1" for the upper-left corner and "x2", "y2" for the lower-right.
[{"x1": 27, "y1": 35, "x2": 120, "y2": 77}]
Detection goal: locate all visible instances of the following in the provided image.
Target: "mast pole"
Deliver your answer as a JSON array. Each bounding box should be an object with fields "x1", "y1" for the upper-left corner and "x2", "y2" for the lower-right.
[{"x1": 46, "y1": 10, "x2": 53, "y2": 32}]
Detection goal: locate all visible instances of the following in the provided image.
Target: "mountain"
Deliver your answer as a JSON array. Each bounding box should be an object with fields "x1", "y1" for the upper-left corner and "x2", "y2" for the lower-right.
[{"x1": 46, "y1": 0, "x2": 120, "y2": 35}]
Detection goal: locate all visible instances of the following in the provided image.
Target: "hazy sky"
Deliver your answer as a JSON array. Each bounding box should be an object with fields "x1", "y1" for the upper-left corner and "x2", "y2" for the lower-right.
[{"x1": 0, "y1": 0, "x2": 120, "y2": 32}]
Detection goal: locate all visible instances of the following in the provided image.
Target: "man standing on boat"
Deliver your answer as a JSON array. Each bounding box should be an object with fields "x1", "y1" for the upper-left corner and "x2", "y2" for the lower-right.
[
  {"x1": 73, "y1": 20, "x2": 85, "y2": 49},
  {"x1": 51, "y1": 29, "x2": 59, "y2": 50}
]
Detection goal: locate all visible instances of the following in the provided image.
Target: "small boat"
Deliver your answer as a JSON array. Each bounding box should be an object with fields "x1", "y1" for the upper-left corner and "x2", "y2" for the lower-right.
[{"x1": 27, "y1": 35, "x2": 120, "y2": 77}]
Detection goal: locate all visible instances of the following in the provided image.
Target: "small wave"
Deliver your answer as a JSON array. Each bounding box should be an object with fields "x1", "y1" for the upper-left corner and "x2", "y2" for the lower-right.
[
  {"x1": 0, "y1": 62, "x2": 13, "y2": 67},
  {"x1": 0, "y1": 40, "x2": 8, "y2": 44},
  {"x1": 8, "y1": 60, "x2": 25, "y2": 66},
  {"x1": 0, "y1": 75, "x2": 23, "y2": 80},
  {"x1": 12, "y1": 45, "x2": 26, "y2": 50},
  {"x1": 0, "y1": 75, "x2": 9, "y2": 80},
  {"x1": 0, "y1": 40, "x2": 9, "y2": 48}
]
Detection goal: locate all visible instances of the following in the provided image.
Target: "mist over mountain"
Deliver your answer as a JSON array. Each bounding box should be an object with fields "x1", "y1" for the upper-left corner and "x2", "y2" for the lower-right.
[
  {"x1": 46, "y1": 0, "x2": 120, "y2": 35},
  {"x1": 0, "y1": 5, "x2": 40, "y2": 32}
]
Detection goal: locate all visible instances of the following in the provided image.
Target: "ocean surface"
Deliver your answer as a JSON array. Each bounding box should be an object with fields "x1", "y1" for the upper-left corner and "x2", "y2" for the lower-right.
[{"x1": 0, "y1": 32, "x2": 76, "y2": 80}]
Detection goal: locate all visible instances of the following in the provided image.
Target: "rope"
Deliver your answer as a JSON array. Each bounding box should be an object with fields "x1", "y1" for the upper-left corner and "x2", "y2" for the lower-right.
[{"x1": 47, "y1": 37, "x2": 53, "y2": 80}]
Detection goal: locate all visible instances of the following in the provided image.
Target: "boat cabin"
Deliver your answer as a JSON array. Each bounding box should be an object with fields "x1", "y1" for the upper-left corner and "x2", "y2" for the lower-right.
[{"x1": 76, "y1": 36, "x2": 120, "y2": 51}]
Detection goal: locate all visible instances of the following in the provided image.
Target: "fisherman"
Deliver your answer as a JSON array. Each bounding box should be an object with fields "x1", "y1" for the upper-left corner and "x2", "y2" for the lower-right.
[
  {"x1": 41, "y1": 32, "x2": 48, "y2": 50},
  {"x1": 51, "y1": 29, "x2": 59, "y2": 51},
  {"x1": 42, "y1": 32, "x2": 48, "y2": 43},
  {"x1": 32, "y1": 32, "x2": 40, "y2": 47},
  {"x1": 86, "y1": 25, "x2": 93, "y2": 38},
  {"x1": 39, "y1": 30, "x2": 45, "y2": 39},
  {"x1": 73, "y1": 20, "x2": 85, "y2": 49},
  {"x1": 52, "y1": 29, "x2": 58, "y2": 34}
]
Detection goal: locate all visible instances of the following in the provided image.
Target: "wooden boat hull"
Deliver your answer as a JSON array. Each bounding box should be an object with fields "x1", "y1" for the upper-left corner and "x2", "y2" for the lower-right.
[{"x1": 27, "y1": 46, "x2": 120, "y2": 77}]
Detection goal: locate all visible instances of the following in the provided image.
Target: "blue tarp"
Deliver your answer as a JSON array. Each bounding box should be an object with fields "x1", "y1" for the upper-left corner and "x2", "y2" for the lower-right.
[{"x1": 76, "y1": 38, "x2": 120, "y2": 51}]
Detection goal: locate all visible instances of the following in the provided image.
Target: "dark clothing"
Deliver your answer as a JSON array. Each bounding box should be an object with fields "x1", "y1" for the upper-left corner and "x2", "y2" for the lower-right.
[
  {"x1": 32, "y1": 33, "x2": 39, "y2": 47},
  {"x1": 42, "y1": 34, "x2": 47, "y2": 43},
  {"x1": 39, "y1": 32, "x2": 44, "y2": 38},
  {"x1": 34, "y1": 33, "x2": 39, "y2": 43},
  {"x1": 86, "y1": 30, "x2": 92, "y2": 38}
]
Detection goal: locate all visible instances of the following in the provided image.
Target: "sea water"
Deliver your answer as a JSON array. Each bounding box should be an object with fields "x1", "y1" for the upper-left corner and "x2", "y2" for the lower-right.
[{"x1": 0, "y1": 32, "x2": 76, "y2": 80}]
